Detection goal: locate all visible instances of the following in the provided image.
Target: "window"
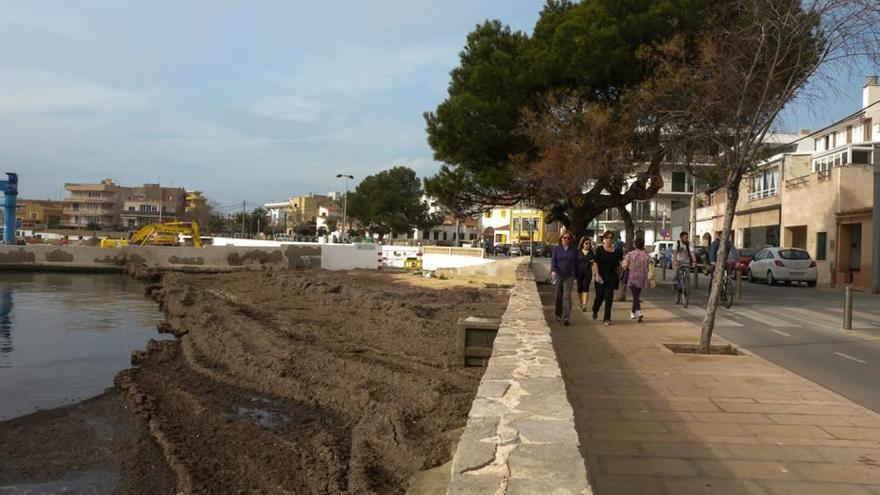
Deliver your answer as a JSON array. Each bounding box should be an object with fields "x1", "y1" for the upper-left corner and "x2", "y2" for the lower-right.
[
  {"x1": 864, "y1": 118, "x2": 873, "y2": 142},
  {"x1": 485, "y1": 211, "x2": 491, "y2": 218},
  {"x1": 750, "y1": 169, "x2": 779, "y2": 199},
  {"x1": 779, "y1": 249, "x2": 810, "y2": 260},
  {"x1": 442, "y1": 232, "x2": 448, "y2": 240},
  {"x1": 852, "y1": 150, "x2": 871, "y2": 164},
  {"x1": 433, "y1": 231, "x2": 439, "y2": 240},
  {"x1": 671, "y1": 172, "x2": 687, "y2": 192},
  {"x1": 422, "y1": 230, "x2": 429, "y2": 240},
  {"x1": 816, "y1": 232, "x2": 827, "y2": 260},
  {"x1": 500, "y1": 210, "x2": 506, "y2": 218},
  {"x1": 513, "y1": 218, "x2": 521, "y2": 232}
]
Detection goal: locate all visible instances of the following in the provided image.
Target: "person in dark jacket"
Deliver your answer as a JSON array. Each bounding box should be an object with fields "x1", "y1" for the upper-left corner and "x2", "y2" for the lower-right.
[
  {"x1": 550, "y1": 231, "x2": 579, "y2": 326},
  {"x1": 576, "y1": 236, "x2": 595, "y2": 311},
  {"x1": 592, "y1": 230, "x2": 623, "y2": 326}
]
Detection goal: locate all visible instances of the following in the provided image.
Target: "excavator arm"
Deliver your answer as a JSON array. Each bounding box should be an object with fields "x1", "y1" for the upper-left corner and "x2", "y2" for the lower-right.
[{"x1": 128, "y1": 222, "x2": 202, "y2": 247}]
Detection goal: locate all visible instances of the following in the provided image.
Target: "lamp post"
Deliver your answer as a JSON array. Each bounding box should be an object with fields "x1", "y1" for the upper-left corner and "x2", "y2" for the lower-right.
[{"x1": 336, "y1": 174, "x2": 354, "y2": 244}]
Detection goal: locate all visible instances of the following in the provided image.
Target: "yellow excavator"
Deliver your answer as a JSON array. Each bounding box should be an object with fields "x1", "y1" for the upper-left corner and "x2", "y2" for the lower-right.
[{"x1": 100, "y1": 222, "x2": 202, "y2": 248}]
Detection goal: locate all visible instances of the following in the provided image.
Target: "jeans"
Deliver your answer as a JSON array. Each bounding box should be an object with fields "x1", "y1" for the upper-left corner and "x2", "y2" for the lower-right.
[
  {"x1": 592, "y1": 281, "x2": 615, "y2": 321},
  {"x1": 631, "y1": 286, "x2": 642, "y2": 313},
  {"x1": 555, "y1": 275, "x2": 575, "y2": 321}
]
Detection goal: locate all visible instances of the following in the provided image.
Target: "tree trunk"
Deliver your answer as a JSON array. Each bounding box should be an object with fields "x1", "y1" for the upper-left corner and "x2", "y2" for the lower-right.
[
  {"x1": 618, "y1": 204, "x2": 635, "y2": 251},
  {"x1": 699, "y1": 180, "x2": 740, "y2": 353}
]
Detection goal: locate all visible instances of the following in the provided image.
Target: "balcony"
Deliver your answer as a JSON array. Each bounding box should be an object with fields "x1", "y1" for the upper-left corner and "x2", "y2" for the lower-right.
[
  {"x1": 63, "y1": 207, "x2": 115, "y2": 216},
  {"x1": 65, "y1": 195, "x2": 114, "y2": 204},
  {"x1": 747, "y1": 188, "x2": 778, "y2": 201},
  {"x1": 598, "y1": 209, "x2": 666, "y2": 223}
]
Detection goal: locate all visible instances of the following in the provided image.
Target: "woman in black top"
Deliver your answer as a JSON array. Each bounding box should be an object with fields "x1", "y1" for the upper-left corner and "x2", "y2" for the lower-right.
[
  {"x1": 576, "y1": 237, "x2": 595, "y2": 311},
  {"x1": 591, "y1": 230, "x2": 623, "y2": 325}
]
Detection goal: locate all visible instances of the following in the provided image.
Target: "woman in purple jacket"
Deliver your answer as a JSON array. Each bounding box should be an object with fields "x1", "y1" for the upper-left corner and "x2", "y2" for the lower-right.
[{"x1": 550, "y1": 231, "x2": 579, "y2": 326}]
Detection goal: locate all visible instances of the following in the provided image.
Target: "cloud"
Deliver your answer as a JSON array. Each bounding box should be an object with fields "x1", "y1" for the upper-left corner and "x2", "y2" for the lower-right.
[{"x1": 4, "y1": 1, "x2": 545, "y2": 205}]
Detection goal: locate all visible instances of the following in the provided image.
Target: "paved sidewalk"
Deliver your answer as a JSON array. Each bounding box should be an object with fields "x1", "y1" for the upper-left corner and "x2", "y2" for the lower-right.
[{"x1": 539, "y1": 283, "x2": 880, "y2": 495}]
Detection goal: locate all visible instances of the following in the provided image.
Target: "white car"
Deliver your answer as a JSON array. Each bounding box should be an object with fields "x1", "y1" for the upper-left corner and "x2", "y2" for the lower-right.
[
  {"x1": 747, "y1": 247, "x2": 817, "y2": 287},
  {"x1": 650, "y1": 241, "x2": 676, "y2": 267}
]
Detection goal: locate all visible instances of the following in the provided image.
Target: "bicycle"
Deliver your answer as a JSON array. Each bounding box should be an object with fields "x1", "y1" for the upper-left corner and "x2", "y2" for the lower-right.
[
  {"x1": 709, "y1": 263, "x2": 735, "y2": 309},
  {"x1": 673, "y1": 266, "x2": 690, "y2": 308}
]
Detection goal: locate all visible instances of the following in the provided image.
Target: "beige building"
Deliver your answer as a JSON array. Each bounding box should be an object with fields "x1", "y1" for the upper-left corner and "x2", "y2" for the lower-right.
[
  {"x1": 696, "y1": 77, "x2": 879, "y2": 288},
  {"x1": 62, "y1": 179, "x2": 124, "y2": 229},
  {"x1": 62, "y1": 179, "x2": 187, "y2": 230}
]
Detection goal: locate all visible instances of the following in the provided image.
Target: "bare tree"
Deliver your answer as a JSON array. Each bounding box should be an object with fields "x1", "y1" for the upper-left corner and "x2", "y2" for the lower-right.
[
  {"x1": 516, "y1": 93, "x2": 667, "y2": 245},
  {"x1": 646, "y1": 0, "x2": 880, "y2": 352}
]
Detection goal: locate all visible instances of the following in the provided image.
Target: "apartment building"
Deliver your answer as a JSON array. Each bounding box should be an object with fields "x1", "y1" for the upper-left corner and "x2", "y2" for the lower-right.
[
  {"x1": 62, "y1": 179, "x2": 187, "y2": 230},
  {"x1": 62, "y1": 179, "x2": 124, "y2": 229},
  {"x1": 119, "y1": 184, "x2": 186, "y2": 229},
  {"x1": 596, "y1": 164, "x2": 695, "y2": 245},
  {"x1": 696, "y1": 77, "x2": 879, "y2": 287}
]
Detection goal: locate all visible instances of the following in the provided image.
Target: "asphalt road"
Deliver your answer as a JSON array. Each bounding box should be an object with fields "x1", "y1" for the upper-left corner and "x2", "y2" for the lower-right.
[{"x1": 643, "y1": 272, "x2": 880, "y2": 413}]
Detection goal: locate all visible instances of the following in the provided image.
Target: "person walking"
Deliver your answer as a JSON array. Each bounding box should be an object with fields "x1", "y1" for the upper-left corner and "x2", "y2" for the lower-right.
[
  {"x1": 577, "y1": 237, "x2": 595, "y2": 311},
  {"x1": 622, "y1": 237, "x2": 653, "y2": 322},
  {"x1": 592, "y1": 230, "x2": 623, "y2": 326},
  {"x1": 550, "y1": 231, "x2": 579, "y2": 326}
]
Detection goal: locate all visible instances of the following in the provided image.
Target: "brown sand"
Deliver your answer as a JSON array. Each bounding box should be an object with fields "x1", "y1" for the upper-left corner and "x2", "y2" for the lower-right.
[{"x1": 117, "y1": 267, "x2": 508, "y2": 494}]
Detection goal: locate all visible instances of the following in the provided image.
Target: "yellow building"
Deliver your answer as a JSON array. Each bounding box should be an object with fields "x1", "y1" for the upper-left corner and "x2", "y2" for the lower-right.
[
  {"x1": 481, "y1": 206, "x2": 560, "y2": 244},
  {"x1": 10, "y1": 199, "x2": 64, "y2": 228}
]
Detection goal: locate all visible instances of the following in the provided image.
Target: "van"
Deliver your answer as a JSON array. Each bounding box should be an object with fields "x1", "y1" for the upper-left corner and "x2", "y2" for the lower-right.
[{"x1": 650, "y1": 241, "x2": 676, "y2": 267}]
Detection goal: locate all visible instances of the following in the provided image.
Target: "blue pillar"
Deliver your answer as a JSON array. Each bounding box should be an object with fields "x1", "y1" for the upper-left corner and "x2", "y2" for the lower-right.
[{"x1": 0, "y1": 173, "x2": 18, "y2": 245}]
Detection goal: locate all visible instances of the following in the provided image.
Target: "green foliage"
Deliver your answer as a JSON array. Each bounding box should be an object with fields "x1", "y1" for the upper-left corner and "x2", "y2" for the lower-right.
[
  {"x1": 347, "y1": 166, "x2": 436, "y2": 239},
  {"x1": 424, "y1": 0, "x2": 709, "y2": 214}
]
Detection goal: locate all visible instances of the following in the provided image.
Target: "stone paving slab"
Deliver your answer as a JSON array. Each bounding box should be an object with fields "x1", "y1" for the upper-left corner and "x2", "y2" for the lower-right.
[{"x1": 539, "y1": 277, "x2": 880, "y2": 495}]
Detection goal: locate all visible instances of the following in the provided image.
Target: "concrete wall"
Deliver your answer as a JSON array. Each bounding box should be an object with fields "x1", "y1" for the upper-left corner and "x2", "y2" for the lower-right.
[
  {"x1": 0, "y1": 243, "x2": 498, "y2": 274},
  {"x1": 322, "y1": 244, "x2": 381, "y2": 271},
  {"x1": 447, "y1": 258, "x2": 590, "y2": 494},
  {"x1": 0, "y1": 244, "x2": 354, "y2": 272}
]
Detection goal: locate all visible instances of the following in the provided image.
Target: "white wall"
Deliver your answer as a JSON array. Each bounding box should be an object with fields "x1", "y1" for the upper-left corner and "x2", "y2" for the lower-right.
[{"x1": 321, "y1": 244, "x2": 380, "y2": 270}]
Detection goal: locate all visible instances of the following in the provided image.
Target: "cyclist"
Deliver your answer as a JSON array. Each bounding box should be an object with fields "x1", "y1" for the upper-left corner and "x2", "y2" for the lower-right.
[{"x1": 672, "y1": 232, "x2": 697, "y2": 295}]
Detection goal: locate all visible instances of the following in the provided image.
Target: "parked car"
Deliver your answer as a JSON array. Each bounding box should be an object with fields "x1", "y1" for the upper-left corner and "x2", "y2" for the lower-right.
[
  {"x1": 493, "y1": 243, "x2": 510, "y2": 256},
  {"x1": 532, "y1": 242, "x2": 551, "y2": 258},
  {"x1": 747, "y1": 247, "x2": 817, "y2": 286},
  {"x1": 734, "y1": 248, "x2": 757, "y2": 276},
  {"x1": 509, "y1": 244, "x2": 523, "y2": 256},
  {"x1": 650, "y1": 241, "x2": 676, "y2": 267}
]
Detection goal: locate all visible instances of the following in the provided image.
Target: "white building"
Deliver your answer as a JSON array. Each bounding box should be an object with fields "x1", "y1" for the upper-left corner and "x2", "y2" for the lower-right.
[
  {"x1": 264, "y1": 201, "x2": 290, "y2": 227},
  {"x1": 595, "y1": 164, "x2": 695, "y2": 246}
]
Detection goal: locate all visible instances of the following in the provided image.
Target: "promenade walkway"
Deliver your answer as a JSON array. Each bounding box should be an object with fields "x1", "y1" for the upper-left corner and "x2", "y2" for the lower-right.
[{"x1": 537, "y1": 281, "x2": 880, "y2": 495}]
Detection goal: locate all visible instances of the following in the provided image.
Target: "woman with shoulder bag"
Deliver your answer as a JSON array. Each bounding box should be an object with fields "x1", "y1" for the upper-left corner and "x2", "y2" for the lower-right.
[{"x1": 591, "y1": 231, "x2": 623, "y2": 326}]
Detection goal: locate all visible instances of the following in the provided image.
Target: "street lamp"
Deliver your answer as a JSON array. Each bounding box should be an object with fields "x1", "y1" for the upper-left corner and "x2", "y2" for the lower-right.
[{"x1": 336, "y1": 174, "x2": 354, "y2": 244}]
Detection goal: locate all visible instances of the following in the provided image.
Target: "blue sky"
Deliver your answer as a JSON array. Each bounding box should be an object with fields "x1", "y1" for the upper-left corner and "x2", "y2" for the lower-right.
[{"x1": 3, "y1": 1, "x2": 874, "y2": 208}]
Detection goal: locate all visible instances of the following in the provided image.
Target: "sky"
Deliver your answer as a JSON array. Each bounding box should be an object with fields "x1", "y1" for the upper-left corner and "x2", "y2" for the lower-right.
[{"x1": 2, "y1": 1, "x2": 876, "y2": 209}]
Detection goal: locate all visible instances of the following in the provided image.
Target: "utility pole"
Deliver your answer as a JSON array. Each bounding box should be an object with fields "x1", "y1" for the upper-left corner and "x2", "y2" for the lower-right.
[
  {"x1": 336, "y1": 174, "x2": 354, "y2": 244},
  {"x1": 872, "y1": 157, "x2": 879, "y2": 293},
  {"x1": 241, "y1": 201, "x2": 246, "y2": 238}
]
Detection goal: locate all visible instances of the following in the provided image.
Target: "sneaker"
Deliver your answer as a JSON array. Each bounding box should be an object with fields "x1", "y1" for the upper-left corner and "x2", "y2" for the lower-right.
[
  {"x1": 563, "y1": 320, "x2": 570, "y2": 327},
  {"x1": 556, "y1": 316, "x2": 562, "y2": 322},
  {"x1": 630, "y1": 312, "x2": 636, "y2": 320},
  {"x1": 581, "y1": 305, "x2": 588, "y2": 312},
  {"x1": 592, "y1": 312, "x2": 598, "y2": 320},
  {"x1": 638, "y1": 314, "x2": 644, "y2": 322},
  {"x1": 603, "y1": 320, "x2": 612, "y2": 326}
]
